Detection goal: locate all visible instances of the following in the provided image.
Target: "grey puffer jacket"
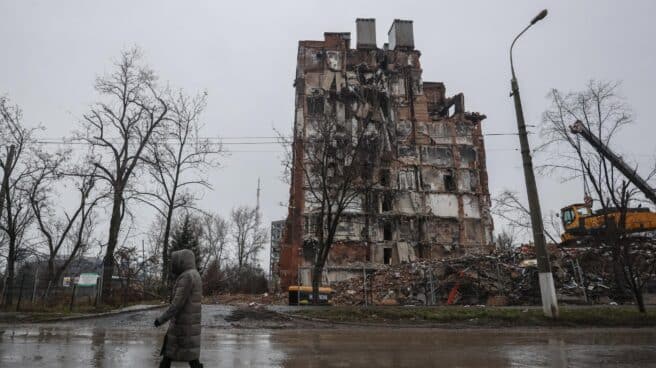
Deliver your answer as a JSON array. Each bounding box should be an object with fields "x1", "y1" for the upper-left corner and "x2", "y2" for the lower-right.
[{"x1": 156, "y1": 249, "x2": 202, "y2": 361}]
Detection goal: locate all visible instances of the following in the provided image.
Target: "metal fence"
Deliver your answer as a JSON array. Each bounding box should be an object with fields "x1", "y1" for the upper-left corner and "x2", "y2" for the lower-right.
[{"x1": 0, "y1": 269, "x2": 157, "y2": 311}]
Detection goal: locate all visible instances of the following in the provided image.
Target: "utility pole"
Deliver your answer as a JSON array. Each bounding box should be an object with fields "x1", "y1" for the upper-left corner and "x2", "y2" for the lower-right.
[
  {"x1": 252, "y1": 178, "x2": 262, "y2": 267},
  {"x1": 510, "y1": 9, "x2": 559, "y2": 318},
  {"x1": 256, "y1": 177, "x2": 261, "y2": 215}
]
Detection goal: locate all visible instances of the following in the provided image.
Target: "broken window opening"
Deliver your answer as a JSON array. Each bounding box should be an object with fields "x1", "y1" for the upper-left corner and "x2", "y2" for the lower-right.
[
  {"x1": 421, "y1": 146, "x2": 453, "y2": 166},
  {"x1": 469, "y1": 170, "x2": 479, "y2": 191},
  {"x1": 357, "y1": 161, "x2": 373, "y2": 182},
  {"x1": 307, "y1": 94, "x2": 324, "y2": 116},
  {"x1": 444, "y1": 173, "x2": 456, "y2": 192},
  {"x1": 383, "y1": 248, "x2": 393, "y2": 265},
  {"x1": 456, "y1": 123, "x2": 472, "y2": 139},
  {"x1": 382, "y1": 194, "x2": 393, "y2": 212},
  {"x1": 380, "y1": 96, "x2": 390, "y2": 120},
  {"x1": 302, "y1": 239, "x2": 317, "y2": 261},
  {"x1": 380, "y1": 169, "x2": 390, "y2": 187},
  {"x1": 336, "y1": 120, "x2": 347, "y2": 134},
  {"x1": 383, "y1": 223, "x2": 393, "y2": 241},
  {"x1": 398, "y1": 168, "x2": 417, "y2": 191},
  {"x1": 416, "y1": 244, "x2": 426, "y2": 259},
  {"x1": 459, "y1": 146, "x2": 477, "y2": 167}
]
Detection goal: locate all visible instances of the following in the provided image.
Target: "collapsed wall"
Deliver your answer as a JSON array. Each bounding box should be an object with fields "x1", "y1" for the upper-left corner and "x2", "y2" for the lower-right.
[{"x1": 278, "y1": 19, "x2": 493, "y2": 289}]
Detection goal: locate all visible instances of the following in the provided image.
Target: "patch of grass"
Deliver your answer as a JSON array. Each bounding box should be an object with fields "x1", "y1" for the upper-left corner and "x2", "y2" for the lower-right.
[
  {"x1": 0, "y1": 299, "x2": 162, "y2": 323},
  {"x1": 292, "y1": 306, "x2": 656, "y2": 328}
]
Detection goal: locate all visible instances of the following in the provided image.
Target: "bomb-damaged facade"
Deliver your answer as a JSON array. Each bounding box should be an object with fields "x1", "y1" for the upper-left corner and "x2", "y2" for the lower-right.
[{"x1": 277, "y1": 19, "x2": 494, "y2": 289}]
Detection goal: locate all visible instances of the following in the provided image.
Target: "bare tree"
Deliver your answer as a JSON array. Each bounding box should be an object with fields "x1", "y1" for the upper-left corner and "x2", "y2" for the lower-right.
[
  {"x1": 612, "y1": 233, "x2": 656, "y2": 312},
  {"x1": 138, "y1": 215, "x2": 171, "y2": 296},
  {"x1": 230, "y1": 206, "x2": 267, "y2": 272},
  {"x1": 539, "y1": 80, "x2": 656, "y2": 312},
  {"x1": 198, "y1": 212, "x2": 229, "y2": 274},
  {"x1": 138, "y1": 90, "x2": 221, "y2": 286},
  {"x1": 28, "y1": 154, "x2": 101, "y2": 299},
  {"x1": 145, "y1": 216, "x2": 166, "y2": 274},
  {"x1": 0, "y1": 96, "x2": 39, "y2": 306},
  {"x1": 492, "y1": 189, "x2": 561, "y2": 244},
  {"x1": 597, "y1": 182, "x2": 656, "y2": 312},
  {"x1": 495, "y1": 229, "x2": 516, "y2": 251},
  {"x1": 299, "y1": 113, "x2": 381, "y2": 303},
  {"x1": 77, "y1": 48, "x2": 169, "y2": 303},
  {"x1": 538, "y1": 80, "x2": 648, "y2": 206},
  {"x1": 114, "y1": 245, "x2": 145, "y2": 306}
]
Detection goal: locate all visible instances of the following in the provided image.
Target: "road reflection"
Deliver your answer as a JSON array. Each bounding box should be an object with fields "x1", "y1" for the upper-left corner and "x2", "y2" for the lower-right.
[{"x1": 0, "y1": 325, "x2": 655, "y2": 367}]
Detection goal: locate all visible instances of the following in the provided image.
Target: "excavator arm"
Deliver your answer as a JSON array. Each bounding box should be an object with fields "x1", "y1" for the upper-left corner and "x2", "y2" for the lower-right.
[{"x1": 570, "y1": 120, "x2": 656, "y2": 205}]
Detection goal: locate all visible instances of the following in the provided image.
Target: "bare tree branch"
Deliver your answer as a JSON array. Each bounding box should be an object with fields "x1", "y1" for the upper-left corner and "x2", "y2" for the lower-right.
[
  {"x1": 75, "y1": 48, "x2": 170, "y2": 303},
  {"x1": 139, "y1": 89, "x2": 222, "y2": 285}
]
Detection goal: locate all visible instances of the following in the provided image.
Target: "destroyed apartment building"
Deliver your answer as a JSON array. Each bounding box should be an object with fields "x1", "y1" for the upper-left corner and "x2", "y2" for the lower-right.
[{"x1": 277, "y1": 19, "x2": 494, "y2": 289}]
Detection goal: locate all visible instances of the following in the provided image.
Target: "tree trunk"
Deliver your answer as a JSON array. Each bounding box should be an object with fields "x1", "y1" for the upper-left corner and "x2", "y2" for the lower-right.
[
  {"x1": 101, "y1": 191, "x2": 123, "y2": 304},
  {"x1": 611, "y1": 245, "x2": 630, "y2": 302},
  {"x1": 238, "y1": 244, "x2": 243, "y2": 272},
  {"x1": 46, "y1": 253, "x2": 79, "y2": 302},
  {"x1": 634, "y1": 286, "x2": 646, "y2": 313},
  {"x1": 161, "y1": 161, "x2": 181, "y2": 288},
  {"x1": 3, "y1": 239, "x2": 16, "y2": 306},
  {"x1": 311, "y1": 264, "x2": 322, "y2": 305},
  {"x1": 161, "y1": 203, "x2": 174, "y2": 289},
  {"x1": 45, "y1": 257, "x2": 55, "y2": 297},
  {"x1": 42, "y1": 257, "x2": 56, "y2": 303}
]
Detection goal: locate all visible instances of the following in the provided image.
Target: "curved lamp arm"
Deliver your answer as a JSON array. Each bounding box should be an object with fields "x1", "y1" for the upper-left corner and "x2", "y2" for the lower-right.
[{"x1": 510, "y1": 9, "x2": 548, "y2": 80}]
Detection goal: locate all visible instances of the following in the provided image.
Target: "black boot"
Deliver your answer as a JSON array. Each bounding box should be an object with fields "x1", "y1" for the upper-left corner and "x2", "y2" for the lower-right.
[{"x1": 189, "y1": 359, "x2": 203, "y2": 368}]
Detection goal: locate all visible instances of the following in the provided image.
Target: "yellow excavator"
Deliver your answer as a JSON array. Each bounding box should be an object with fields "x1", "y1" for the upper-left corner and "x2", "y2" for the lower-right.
[
  {"x1": 560, "y1": 203, "x2": 656, "y2": 246},
  {"x1": 559, "y1": 120, "x2": 656, "y2": 246}
]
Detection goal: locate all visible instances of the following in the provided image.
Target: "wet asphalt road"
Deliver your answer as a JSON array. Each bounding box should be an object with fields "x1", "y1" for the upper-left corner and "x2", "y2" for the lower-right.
[{"x1": 1, "y1": 305, "x2": 655, "y2": 367}]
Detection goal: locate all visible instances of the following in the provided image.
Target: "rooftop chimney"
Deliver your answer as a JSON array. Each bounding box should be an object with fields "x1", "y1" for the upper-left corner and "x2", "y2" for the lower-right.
[
  {"x1": 323, "y1": 32, "x2": 351, "y2": 49},
  {"x1": 356, "y1": 18, "x2": 376, "y2": 49},
  {"x1": 388, "y1": 19, "x2": 414, "y2": 50}
]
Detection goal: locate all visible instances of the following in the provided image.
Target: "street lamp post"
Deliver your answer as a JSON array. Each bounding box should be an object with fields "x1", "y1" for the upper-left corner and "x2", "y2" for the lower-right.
[{"x1": 510, "y1": 9, "x2": 559, "y2": 318}]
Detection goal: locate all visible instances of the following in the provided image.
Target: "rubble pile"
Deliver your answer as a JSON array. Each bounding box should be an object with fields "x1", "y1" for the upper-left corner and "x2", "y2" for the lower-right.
[{"x1": 330, "y1": 250, "x2": 616, "y2": 306}]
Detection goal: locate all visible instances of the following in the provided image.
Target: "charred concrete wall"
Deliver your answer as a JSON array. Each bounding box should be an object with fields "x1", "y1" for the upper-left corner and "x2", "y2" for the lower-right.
[{"x1": 278, "y1": 19, "x2": 493, "y2": 289}]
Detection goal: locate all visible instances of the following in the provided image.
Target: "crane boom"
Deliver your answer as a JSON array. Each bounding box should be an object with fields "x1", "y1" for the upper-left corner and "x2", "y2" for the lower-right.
[{"x1": 569, "y1": 120, "x2": 656, "y2": 205}]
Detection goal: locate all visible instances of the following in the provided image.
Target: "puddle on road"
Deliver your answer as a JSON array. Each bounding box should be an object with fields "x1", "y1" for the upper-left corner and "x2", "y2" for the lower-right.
[{"x1": 0, "y1": 326, "x2": 655, "y2": 367}]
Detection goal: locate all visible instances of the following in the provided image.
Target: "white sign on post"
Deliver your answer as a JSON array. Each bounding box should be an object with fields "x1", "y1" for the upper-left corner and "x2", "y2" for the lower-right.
[{"x1": 77, "y1": 273, "x2": 99, "y2": 287}]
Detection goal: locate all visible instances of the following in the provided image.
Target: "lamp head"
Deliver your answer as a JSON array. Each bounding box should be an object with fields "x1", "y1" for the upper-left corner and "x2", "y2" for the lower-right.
[{"x1": 531, "y1": 9, "x2": 548, "y2": 25}]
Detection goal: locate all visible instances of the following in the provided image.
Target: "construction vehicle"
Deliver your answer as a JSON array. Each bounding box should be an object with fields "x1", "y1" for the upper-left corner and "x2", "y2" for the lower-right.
[
  {"x1": 559, "y1": 120, "x2": 656, "y2": 246},
  {"x1": 287, "y1": 285, "x2": 333, "y2": 305}
]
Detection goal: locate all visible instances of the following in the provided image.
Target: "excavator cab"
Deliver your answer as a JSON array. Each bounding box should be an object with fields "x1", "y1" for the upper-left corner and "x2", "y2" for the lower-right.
[{"x1": 560, "y1": 204, "x2": 592, "y2": 232}]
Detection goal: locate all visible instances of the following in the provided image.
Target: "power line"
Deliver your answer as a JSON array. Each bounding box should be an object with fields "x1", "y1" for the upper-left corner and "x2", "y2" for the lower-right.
[
  {"x1": 30, "y1": 132, "x2": 526, "y2": 146},
  {"x1": 22, "y1": 135, "x2": 656, "y2": 157}
]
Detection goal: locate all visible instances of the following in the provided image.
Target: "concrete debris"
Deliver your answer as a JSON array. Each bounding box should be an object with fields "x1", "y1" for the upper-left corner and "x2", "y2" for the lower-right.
[{"x1": 330, "y1": 249, "x2": 618, "y2": 306}]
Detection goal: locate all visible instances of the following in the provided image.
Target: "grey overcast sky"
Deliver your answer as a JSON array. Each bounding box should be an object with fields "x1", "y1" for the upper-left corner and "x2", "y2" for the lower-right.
[{"x1": 1, "y1": 0, "x2": 656, "y2": 262}]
